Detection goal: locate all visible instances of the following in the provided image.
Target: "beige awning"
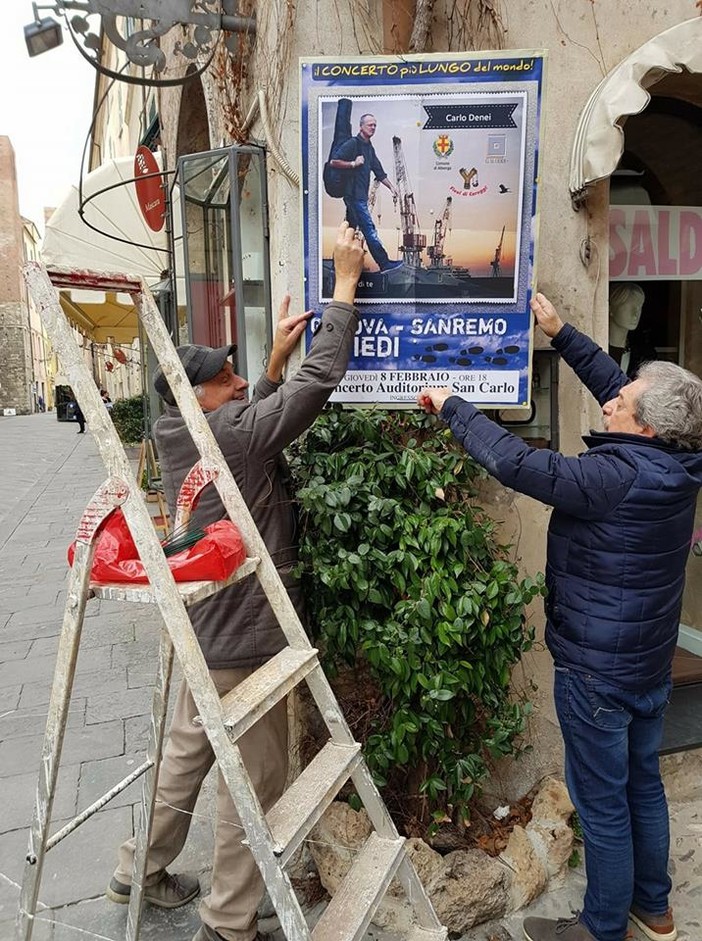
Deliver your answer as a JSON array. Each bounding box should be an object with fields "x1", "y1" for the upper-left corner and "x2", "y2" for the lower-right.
[
  {"x1": 41, "y1": 155, "x2": 180, "y2": 342},
  {"x1": 570, "y1": 17, "x2": 702, "y2": 206}
]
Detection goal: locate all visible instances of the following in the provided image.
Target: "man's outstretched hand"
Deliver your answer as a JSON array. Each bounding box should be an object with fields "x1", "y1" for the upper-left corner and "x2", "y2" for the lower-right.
[
  {"x1": 332, "y1": 221, "x2": 365, "y2": 305},
  {"x1": 266, "y1": 295, "x2": 313, "y2": 382},
  {"x1": 417, "y1": 387, "x2": 452, "y2": 415},
  {"x1": 530, "y1": 292, "x2": 564, "y2": 338}
]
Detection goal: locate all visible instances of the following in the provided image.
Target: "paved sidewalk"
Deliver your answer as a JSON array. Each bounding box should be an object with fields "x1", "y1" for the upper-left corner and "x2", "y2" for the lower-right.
[
  {"x1": 0, "y1": 413, "x2": 215, "y2": 941},
  {"x1": 1, "y1": 413, "x2": 700, "y2": 941}
]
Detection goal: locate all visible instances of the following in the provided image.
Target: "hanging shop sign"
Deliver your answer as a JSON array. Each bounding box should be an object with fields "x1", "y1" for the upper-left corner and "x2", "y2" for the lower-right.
[
  {"x1": 300, "y1": 51, "x2": 546, "y2": 407},
  {"x1": 610, "y1": 205, "x2": 702, "y2": 281},
  {"x1": 134, "y1": 145, "x2": 166, "y2": 232}
]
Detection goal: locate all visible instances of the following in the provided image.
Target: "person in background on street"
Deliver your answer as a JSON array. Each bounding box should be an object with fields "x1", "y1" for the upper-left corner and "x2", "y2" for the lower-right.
[
  {"x1": 330, "y1": 112, "x2": 403, "y2": 273},
  {"x1": 100, "y1": 389, "x2": 113, "y2": 410},
  {"x1": 418, "y1": 292, "x2": 702, "y2": 941},
  {"x1": 106, "y1": 221, "x2": 365, "y2": 941},
  {"x1": 37, "y1": 394, "x2": 45, "y2": 412},
  {"x1": 68, "y1": 397, "x2": 85, "y2": 433}
]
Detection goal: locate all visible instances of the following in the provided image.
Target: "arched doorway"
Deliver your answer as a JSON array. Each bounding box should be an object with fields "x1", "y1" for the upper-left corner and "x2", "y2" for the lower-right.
[
  {"x1": 570, "y1": 18, "x2": 702, "y2": 744},
  {"x1": 609, "y1": 87, "x2": 702, "y2": 698}
]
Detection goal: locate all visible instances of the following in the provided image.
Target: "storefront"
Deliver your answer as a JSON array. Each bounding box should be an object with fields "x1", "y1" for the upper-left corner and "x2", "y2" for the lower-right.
[{"x1": 570, "y1": 17, "x2": 702, "y2": 744}]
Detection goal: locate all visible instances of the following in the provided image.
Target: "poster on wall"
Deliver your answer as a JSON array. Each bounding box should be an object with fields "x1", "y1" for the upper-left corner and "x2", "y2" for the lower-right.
[{"x1": 300, "y1": 52, "x2": 546, "y2": 407}]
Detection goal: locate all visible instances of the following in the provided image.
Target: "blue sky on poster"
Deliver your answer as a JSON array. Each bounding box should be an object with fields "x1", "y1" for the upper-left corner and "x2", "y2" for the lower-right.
[{"x1": 0, "y1": 3, "x2": 95, "y2": 231}]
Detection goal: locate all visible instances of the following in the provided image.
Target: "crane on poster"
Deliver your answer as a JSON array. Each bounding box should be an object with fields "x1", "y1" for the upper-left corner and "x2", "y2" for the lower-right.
[
  {"x1": 491, "y1": 225, "x2": 506, "y2": 278},
  {"x1": 427, "y1": 197, "x2": 453, "y2": 269},
  {"x1": 392, "y1": 135, "x2": 427, "y2": 269}
]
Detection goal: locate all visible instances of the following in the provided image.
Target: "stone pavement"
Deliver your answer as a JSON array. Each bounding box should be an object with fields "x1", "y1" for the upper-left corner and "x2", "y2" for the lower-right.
[{"x1": 1, "y1": 412, "x2": 700, "y2": 941}]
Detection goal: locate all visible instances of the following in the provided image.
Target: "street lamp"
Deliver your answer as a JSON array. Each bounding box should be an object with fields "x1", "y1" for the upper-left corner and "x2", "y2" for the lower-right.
[
  {"x1": 24, "y1": 6, "x2": 63, "y2": 57},
  {"x1": 23, "y1": 1, "x2": 255, "y2": 85}
]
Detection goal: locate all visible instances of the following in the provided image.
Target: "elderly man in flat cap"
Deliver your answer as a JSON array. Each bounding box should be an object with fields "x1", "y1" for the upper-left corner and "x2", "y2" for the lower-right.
[{"x1": 106, "y1": 222, "x2": 364, "y2": 941}]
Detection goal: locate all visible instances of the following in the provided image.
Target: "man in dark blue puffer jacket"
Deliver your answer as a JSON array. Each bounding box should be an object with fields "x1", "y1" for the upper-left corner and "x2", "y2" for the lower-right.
[{"x1": 418, "y1": 293, "x2": 702, "y2": 941}]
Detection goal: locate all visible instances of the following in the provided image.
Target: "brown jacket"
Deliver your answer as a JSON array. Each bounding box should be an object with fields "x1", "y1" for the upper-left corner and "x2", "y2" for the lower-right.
[{"x1": 153, "y1": 301, "x2": 358, "y2": 668}]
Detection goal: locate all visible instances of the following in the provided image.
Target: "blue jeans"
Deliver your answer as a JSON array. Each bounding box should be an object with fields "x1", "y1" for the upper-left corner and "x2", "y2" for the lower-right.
[
  {"x1": 554, "y1": 667, "x2": 672, "y2": 941},
  {"x1": 344, "y1": 197, "x2": 389, "y2": 268}
]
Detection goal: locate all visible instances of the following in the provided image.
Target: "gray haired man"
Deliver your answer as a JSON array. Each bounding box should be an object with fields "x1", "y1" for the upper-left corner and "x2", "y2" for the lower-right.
[{"x1": 419, "y1": 293, "x2": 702, "y2": 941}]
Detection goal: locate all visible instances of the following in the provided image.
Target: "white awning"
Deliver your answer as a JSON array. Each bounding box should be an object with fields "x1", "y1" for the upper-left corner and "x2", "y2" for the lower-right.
[
  {"x1": 570, "y1": 17, "x2": 702, "y2": 206},
  {"x1": 41, "y1": 155, "x2": 182, "y2": 342}
]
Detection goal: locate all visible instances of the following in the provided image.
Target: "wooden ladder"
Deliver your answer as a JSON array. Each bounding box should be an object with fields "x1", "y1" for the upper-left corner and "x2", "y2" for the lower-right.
[{"x1": 16, "y1": 262, "x2": 447, "y2": 941}]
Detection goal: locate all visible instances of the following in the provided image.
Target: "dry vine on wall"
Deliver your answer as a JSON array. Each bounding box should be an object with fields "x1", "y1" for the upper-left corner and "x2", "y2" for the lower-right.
[
  {"x1": 209, "y1": 0, "x2": 298, "y2": 144},
  {"x1": 358, "y1": 0, "x2": 506, "y2": 53}
]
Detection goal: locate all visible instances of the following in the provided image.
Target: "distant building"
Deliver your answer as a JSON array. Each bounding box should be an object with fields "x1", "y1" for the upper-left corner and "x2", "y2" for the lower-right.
[
  {"x1": 22, "y1": 217, "x2": 56, "y2": 411},
  {"x1": 0, "y1": 136, "x2": 33, "y2": 415}
]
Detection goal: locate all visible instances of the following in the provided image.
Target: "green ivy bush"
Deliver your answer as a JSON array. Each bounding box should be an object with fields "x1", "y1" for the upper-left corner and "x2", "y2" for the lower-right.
[
  {"x1": 110, "y1": 394, "x2": 146, "y2": 445},
  {"x1": 288, "y1": 407, "x2": 544, "y2": 831}
]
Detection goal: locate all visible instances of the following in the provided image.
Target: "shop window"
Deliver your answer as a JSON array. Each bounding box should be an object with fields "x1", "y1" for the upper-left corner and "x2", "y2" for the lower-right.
[
  {"x1": 175, "y1": 146, "x2": 272, "y2": 387},
  {"x1": 610, "y1": 94, "x2": 702, "y2": 688}
]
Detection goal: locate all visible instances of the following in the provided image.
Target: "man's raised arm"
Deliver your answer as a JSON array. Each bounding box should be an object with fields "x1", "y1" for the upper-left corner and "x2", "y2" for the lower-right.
[{"x1": 531, "y1": 292, "x2": 629, "y2": 406}]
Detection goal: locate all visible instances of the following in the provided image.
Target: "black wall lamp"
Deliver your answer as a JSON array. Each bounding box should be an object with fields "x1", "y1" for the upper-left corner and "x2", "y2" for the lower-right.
[
  {"x1": 24, "y1": 5, "x2": 64, "y2": 57},
  {"x1": 23, "y1": 1, "x2": 255, "y2": 85}
]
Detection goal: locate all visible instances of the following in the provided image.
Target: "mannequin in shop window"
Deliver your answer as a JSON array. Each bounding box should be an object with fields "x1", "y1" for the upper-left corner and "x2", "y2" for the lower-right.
[
  {"x1": 608, "y1": 283, "x2": 644, "y2": 369},
  {"x1": 608, "y1": 283, "x2": 657, "y2": 377}
]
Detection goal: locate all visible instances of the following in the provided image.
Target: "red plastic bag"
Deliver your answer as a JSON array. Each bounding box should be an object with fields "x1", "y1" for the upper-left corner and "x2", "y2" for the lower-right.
[{"x1": 67, "y1": 509, "x2": 247, "y2": 583}]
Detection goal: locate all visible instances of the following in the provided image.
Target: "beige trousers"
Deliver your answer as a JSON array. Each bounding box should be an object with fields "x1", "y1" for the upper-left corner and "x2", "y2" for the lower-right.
[{"x1": 115, "y1": 668, "x2": 288, "y2": 941}]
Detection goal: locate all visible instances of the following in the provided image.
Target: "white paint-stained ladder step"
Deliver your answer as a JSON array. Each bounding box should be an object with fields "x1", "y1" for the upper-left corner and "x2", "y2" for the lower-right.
[
  {"x1": 267, "y1": 741, "x2": 362, "y2": 865},
  {"x1": 312, "y1": 833, "x2": 405, "y2": 941},
  {"x1": 216, "y1": 646, "x2": 320, "y2": 741},
  {"x1": 16, "y1": 262, "x2": 447, "y2": 941},
  {"x1": 91, "y1": 556, "x2": 261, "y2": 606}
]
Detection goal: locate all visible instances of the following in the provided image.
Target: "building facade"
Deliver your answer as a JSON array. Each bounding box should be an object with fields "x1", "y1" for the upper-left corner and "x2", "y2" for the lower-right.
[
  {"x1": 82, "y1": 0, "x2": 702, "y2": 785},
  {"x1": 0, "y1": 137, "x2": 34, "y2": 416}
]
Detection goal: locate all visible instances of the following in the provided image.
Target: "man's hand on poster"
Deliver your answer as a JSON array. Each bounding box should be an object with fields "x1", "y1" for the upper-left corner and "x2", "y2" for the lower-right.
[
  {"x1": 417, "y1": 387, "x2": 452, "y2": 415},
  {"x1": 266, "y1": 295, "x2": 313, "y2": 382},
  {"x1": 332, "y1": 221, "x2": 365, "y2": 305},
  {"x1": 531, "y1": 292, "x2": 564, "y2": 338}
]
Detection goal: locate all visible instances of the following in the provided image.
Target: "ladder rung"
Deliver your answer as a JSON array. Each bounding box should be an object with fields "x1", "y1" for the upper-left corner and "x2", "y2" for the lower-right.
[
  {"x1": 312, "y1": 832, "x2": 405, "y2": 941},
  {"x1": 218, "y1": 647, "x2": 319, "y2": 741},
  {"x1": 267, "y1": 741, "x2": 362, "y2": 865},
  {"x1": 90, "y1": 556, "x2": 260, "y2": 606}
]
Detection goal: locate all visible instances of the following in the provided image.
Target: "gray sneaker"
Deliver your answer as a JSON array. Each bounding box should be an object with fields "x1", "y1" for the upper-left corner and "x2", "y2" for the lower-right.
[
  {"x1": 106, "y1": 870, "x2": 200, "y2": 909},
  {"x1": 523, "y1": 912, "x2": 596, "y2": 941}
]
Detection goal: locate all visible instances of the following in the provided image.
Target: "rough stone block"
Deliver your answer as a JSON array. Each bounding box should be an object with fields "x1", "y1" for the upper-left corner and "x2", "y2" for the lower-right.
[
  {"x1": 529, "y1": 777, "x2": 574, "y2": 825},
  {"x1": 500, "y1": 824, "x2": 548, "y2": 910}
]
